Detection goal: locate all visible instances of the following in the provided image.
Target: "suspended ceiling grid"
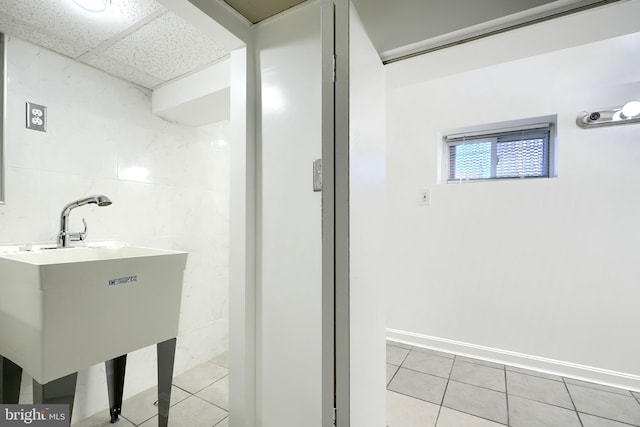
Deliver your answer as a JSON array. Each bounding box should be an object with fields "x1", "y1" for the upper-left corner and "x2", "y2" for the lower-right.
[{"x1": 0, "y1": 0, "x2": 230, "y2": 89}]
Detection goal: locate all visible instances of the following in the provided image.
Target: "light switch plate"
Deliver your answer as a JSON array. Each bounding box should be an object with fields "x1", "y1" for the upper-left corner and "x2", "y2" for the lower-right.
[{"x1": 26, "y1": 102, "x2": 47, "y2": 132}]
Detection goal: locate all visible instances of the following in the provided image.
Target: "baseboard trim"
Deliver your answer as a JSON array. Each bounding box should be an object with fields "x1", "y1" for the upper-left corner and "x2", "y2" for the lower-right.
[{"x1": 387, "y1": 328, "x2": 640, "y2": 392}]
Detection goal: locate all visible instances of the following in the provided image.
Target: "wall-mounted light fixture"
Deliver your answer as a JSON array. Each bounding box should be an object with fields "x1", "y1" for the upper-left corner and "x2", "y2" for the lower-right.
[
  {"x1": 577, "y1": 100, "x2": 640, "y2": 129},
  {"x1": 72, "y1": 0, "x2": 111, "y2": 13}
]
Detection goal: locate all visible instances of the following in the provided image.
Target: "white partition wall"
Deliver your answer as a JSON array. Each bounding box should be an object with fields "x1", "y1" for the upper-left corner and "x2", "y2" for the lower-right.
[
  {"x1": 385, "y1": 2, "x2": 640, "y2": 389},
  {"x1": 255, "y1": 4, "x2": 324, "y2": 426},
  {"x1": 348, "y1": 3, "x2": 387, "y2": 426}
]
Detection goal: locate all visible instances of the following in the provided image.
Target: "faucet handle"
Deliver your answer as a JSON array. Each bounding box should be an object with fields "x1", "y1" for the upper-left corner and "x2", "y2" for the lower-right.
[{"x1": 69, "y1": 218, "x2": 88, "y2": 242}]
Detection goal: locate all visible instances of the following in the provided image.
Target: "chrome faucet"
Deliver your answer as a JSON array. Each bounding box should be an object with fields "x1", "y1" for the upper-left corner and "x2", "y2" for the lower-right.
[{"x1": 58, "y1": 195, "x2": 112, "y2": 248}]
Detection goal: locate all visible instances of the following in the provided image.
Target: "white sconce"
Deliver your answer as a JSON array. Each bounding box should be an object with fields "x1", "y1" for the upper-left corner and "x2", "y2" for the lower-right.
[{"x1": 577, "y1": 100, "x2": 640, "y2": 129}]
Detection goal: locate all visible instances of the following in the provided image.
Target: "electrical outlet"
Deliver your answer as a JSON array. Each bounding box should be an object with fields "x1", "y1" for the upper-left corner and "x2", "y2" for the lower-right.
[
  {"x1": 420, "y1": 189, "x2": 431, "y2": 206},
  {"x1": 26, "y1": 102, "x2": 47, "y2": 132}
]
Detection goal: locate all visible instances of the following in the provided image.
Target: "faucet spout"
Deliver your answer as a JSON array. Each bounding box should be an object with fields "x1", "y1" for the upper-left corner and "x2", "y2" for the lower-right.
[{"x1": 58, "y1": 195, "x2": 112, "y2": 248}]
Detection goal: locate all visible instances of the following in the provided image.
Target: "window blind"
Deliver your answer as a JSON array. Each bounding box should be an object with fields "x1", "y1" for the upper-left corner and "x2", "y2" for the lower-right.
[{"x1": 446, "y1": 125, "x2": 551, "y2": 181}]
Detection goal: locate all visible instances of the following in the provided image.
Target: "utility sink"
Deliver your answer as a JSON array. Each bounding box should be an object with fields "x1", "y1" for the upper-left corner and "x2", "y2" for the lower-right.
[{"x1": 0, "y1": 242, "x2": 187, "y2": 384}]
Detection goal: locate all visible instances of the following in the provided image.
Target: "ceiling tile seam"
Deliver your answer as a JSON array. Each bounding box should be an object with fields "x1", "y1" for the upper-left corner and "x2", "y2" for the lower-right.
[
  {"x1": 77, "y1": 53, "x2": 164, "y2": 89},
  {"x1": 75, "y1": 7, "x2": 169, "y2": 61}
]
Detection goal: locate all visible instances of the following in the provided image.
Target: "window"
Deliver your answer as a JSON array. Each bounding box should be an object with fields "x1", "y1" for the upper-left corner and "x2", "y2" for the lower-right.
[{"x1": 445, "y1": 121, "x2": 554, "y2": 182}]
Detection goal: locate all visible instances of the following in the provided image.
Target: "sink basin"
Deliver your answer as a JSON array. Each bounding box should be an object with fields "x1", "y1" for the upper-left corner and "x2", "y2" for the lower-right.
[{"x1": 0, "y1": 242, "x2": 187, "y2": 384}]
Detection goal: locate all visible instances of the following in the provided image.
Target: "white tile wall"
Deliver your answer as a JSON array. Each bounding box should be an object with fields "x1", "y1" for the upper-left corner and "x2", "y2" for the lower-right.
[{"x1": 2, "y1": 36, "x2": 230, "y2": 423}]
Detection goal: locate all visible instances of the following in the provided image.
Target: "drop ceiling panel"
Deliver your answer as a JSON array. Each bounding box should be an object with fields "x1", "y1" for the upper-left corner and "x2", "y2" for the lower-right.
[
  {"x1": 0, "y1": 0, "x2": 164, "y2": 57},
  {"x1": 0, "y1": 0, "x2": 232, "y2": 90},
  {"x1": 96, "y1": 11, "x2": 229, "y2": 84},
  {"x1": 223, "y1": 0, "x2": 306, "y2": 23},
  {"x1": 79, "y1": 52, "x2": 164, "y2": 89},
  {"x1": 0, "y1": 10, "x2": 86, "y2": 57}
]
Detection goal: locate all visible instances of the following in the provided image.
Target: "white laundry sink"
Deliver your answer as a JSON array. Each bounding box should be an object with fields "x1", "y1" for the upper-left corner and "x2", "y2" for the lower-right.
[{"x1": 0, "y1": 242, "x2": 187, "y2": 384}]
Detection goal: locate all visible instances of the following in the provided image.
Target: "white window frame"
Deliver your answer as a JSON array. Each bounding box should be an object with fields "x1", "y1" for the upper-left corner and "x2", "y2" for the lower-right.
[{"x1": 443, "y1": 115, "x2": 557, "y2": 183}]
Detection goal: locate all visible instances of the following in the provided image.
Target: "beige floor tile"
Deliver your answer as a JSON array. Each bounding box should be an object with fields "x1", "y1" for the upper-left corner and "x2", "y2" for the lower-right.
[
  {"x1": 173, "y1": 362, "x2": 228, "y2": 394},
  {"x1": 442, "y1": 381, "x2": 507, "y2": 425},
  {"x1": 72, "y1": 412, "x2": 135, "y2": 427},
  {"x1": 509, "y1": 395, "x2": 581, "y2": 427},
  {"x1": 580, "y1": 412, "x2": 638, "y2": 427},
  {"x1": 507, "y1": 371, "x2": 574, "y2": 409},
  {"x1": 138, "y1": 396, "x2": 227, "y2": 427},
  {"x1": 387, "y1": 340, "x2": 413, "y2": 350},
  {"x1": 567, "y1": 384, "x2": 640, "y2": 426},
  {"x1": 387, "y1": 390, "x2": 439, "y2": 427},
  {"x1": 402, "y1": 351, "x2": 454, "y2": 378},
  {"x1": 211, "y1": 352, "x2": 229, "y2": 370},
  {"x1": 196, "y1": 375, "x2": 229, "y2": 410},
  {"x1": 120, "y1": 385, "x2": 190, "y2": 425},
  {"x1": 565, "y1": 378, "x2": 634, "y2": 397},
  {"x1": 387, "y1": 344, "x2": 410, "y2": 366},
  {"x1": 450, "y1": 360, "x2": 505, "y2": 392},
  {"x1": 388, "y1": 368, "x2": 448, "y2": 405},
  {"x1": 436, "y1": 407, "x2": 506, "y2": 427}
]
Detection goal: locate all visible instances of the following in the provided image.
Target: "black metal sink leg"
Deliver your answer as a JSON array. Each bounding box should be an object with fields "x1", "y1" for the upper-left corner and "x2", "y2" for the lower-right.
[
  {"x1": 33, "y1": 372, "x2": 78, "y2": 422},
  {"x1": 0, "y1": 356, "x2": 23, "y2": 404},
  {"x1": 106, "y1": 354, "x2": 127, "y2": 423},
  {"x1": 157, "y1": 338, "x2": 176, "y2": 427}
]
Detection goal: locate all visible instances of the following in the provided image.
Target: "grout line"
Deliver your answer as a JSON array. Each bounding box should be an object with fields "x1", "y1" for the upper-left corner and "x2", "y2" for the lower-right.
[
  {"x1": 455, "y1": 356, "x2": 505, "y2": 369},
  {"x1": 433, "y1": 404, "x2": 443, "y2": 427},
  {"x1": 564, "y1": 378, "x2": 636, "y2": 398},
  {"x1": 118, "y1": 414, "x2": 135, "y2": 426},
  {"x1": 446, "y1": 354, "x2": 455, "y2": 380},
  {"x1": 440, "y1": 355, "x2": 453, "y2": 406},
  {"x1": 387, "y1": 364, "x2": 400, "y2": 387},
  {"x1": 440, "y1": 406, "x2": 509, "y2": 426},
  {"x1": 399, "y1": 348, "x2": 412, "y2": 366},
  {"x1": 577, "y1": 411, "x2": 640, "y2": 427},
  {"x1": 409, "y1": 348, "x2": 455, "y2": 361},
  {"x1": 386, "y1": 388, "x2": 442, "y2": 407},
  {"x1": 437, "y1": 391, "x2": 449, "y2": 411},
  {"x1": 446, "y1": 377, "x2": 508, "y2": 395},
  {"x1": 386, "y1": 340, "x2": 413, "y2": 351},
  {"x1": 190, "y1": 393, "x2": 230, "y2": 416},
  {"x1": 506, "y1": 366, "x2": 563, "y2": 382},
  {"x1": 394, "y1": 365, "x2": 452, "y2": 381},
  {"x1": 388, "y1": 346, "x2": 639, "y2": 427},
  {"x1": 212, "y1": 415, "x2": 229, "y2": 426},
  {"x1": 172, "y1": 383, "x2": 192, "y2": 394},
  {"x1": 434, "y1": 370, "x2": 449, "y2": 426},
  {"x1": 504, "y1": 365, "x2": 510, "y2": 426},
  {"x1": 508, "y1": 392, "x2": 587, "y2": 413},
  {"x1": 562, "y1": 377, "x2": 585, "y2": 427}
]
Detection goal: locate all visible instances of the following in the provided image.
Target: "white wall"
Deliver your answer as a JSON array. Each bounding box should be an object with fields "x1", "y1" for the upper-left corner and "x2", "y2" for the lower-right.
[
  {"x1": 255, "y1": 3, "x2": 323, "y2": 426},
  {"x1": 385, "y1": 2, "x2": 640, "y2": 389},
  {"x1": 348, "y1": 3, "x2": 387, "y2": 426},
  {"x1": 1, "y1": 36, "x2": 230, "y2": 421}
]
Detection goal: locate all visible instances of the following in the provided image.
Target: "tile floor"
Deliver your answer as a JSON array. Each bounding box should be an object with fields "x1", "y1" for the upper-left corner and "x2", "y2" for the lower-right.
[
  {"x1": 72, "y1": 353, "x2": 229, "y2": 427},
  {"x1": 387, "y1": 340, "x2": 640, "y2": 427},
  {"x1": 71, "y1": 343, "x2": 640, "y2": 427}
]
